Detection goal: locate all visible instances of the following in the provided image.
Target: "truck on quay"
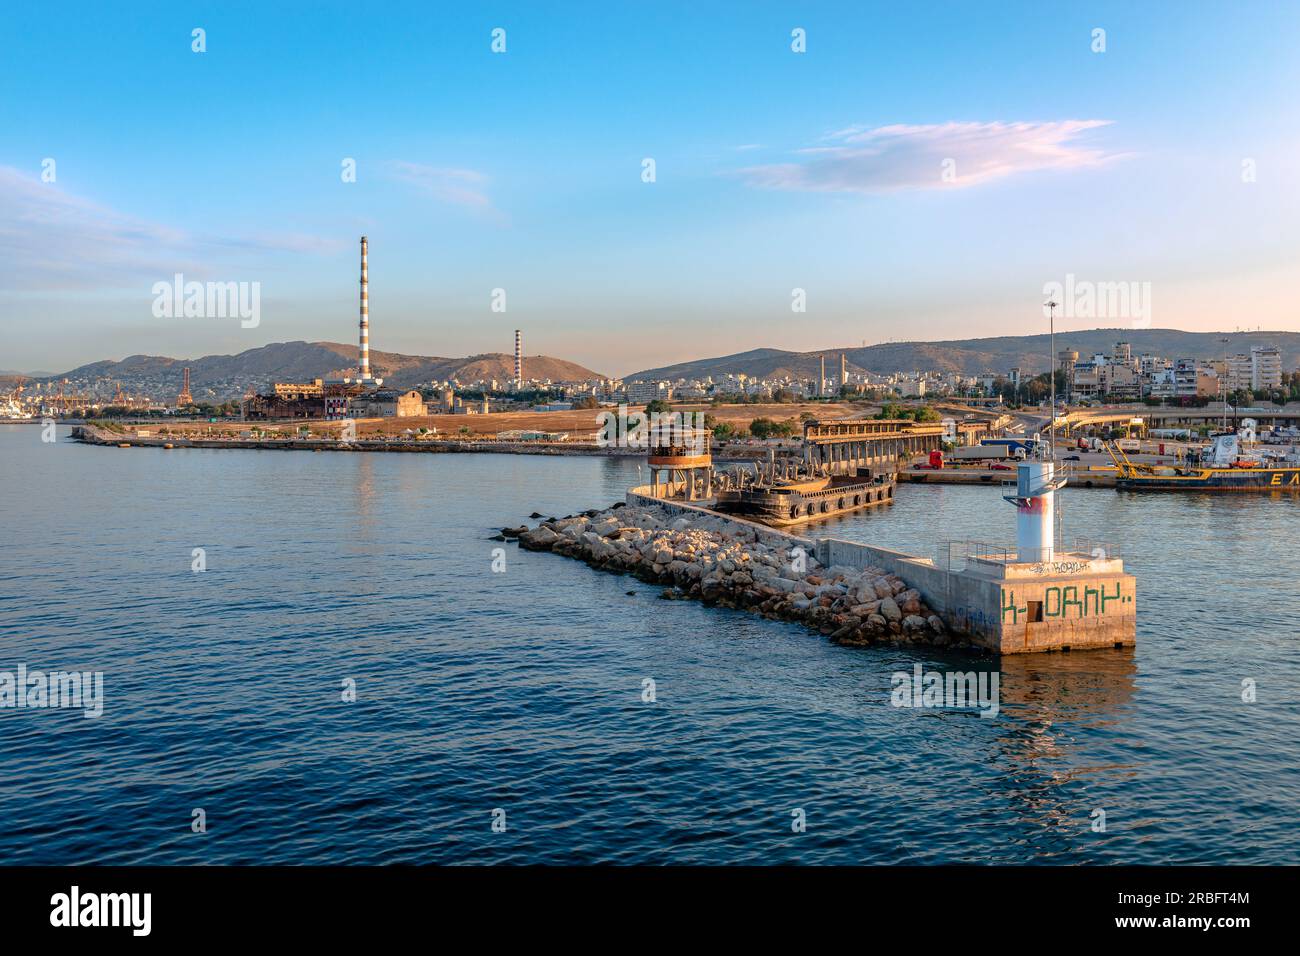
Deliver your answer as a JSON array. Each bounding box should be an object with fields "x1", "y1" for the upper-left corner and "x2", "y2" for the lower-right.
[
  {"x1": 949, "y1": 443, "x2": 1026, "y2": 462},
  {"x1": 979, "y1": 437, "x2": 1041, "y2": 456}
]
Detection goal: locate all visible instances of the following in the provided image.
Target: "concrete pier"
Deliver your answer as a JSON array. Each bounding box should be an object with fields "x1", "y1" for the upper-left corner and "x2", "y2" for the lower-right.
[
  {"x1": 819, "y1": 539, "x2": 1136, "y2": 654},
  {"x1": 629, "y1": 486, "x2": 1137, "y2": 654}
]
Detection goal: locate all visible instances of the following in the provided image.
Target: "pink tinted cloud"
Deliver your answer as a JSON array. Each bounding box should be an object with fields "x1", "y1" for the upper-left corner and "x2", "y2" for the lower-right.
[{"x1": 739, "y1": 120, "x2": 1122, "y2": 194}]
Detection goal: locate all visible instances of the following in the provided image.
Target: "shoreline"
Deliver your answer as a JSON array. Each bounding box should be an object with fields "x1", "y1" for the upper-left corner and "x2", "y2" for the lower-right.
[
  {"x1": 68, "y1": 424, "x2": 778, "y2": 461},
  {"x1": 71, "y1": 424, "x2": 645, "y2": 457}
]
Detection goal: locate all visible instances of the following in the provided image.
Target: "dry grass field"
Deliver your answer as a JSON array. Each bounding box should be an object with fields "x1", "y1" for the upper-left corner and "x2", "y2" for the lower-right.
[{"x1": 133, "y1": 401, "x2": 881, "y2": 440}]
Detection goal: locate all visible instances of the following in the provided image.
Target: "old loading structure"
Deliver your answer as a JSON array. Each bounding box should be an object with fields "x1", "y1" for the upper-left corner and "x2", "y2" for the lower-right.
[
  {"x1": 713, "y1": 418, "x2": 945, "y2": 525},
  {"x1": 801, "y1": 418, "x2": 944, "y2": 477},
  {"x1": 645, "y1": 417, "x2": 945, "y2": 523}
]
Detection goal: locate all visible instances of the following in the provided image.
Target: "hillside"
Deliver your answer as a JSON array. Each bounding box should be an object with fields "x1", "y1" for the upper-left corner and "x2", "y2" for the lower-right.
[
  {"x1": 628, "y1": 329, "x2": 1300, "y2": 381},
  {"x1": 38, "y1": 340, "x2": 600, "y2": 400},
  {"x1": 44, "y1": 341, "x2": 604, "y2": 398}
]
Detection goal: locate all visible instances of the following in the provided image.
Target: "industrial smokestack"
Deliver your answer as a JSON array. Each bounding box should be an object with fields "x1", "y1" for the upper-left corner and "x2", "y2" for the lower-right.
[
  {"x1": 359, "y1": 236, "x2": 370, "y2": 381},
  {"x1": 514, "y1": 329, "x2": 522, "y2": 390},
  {"x1": 840, "y1": 354, "x2": 847, "y2": 391},
  {"x1": 819, "y1": 355, "x2": 826, "y2": 397}
]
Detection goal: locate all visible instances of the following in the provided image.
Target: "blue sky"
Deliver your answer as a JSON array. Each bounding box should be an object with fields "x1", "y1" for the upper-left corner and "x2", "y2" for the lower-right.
[{"x1": 2, "y1": 0, "x2": 1298, "y2": 376}]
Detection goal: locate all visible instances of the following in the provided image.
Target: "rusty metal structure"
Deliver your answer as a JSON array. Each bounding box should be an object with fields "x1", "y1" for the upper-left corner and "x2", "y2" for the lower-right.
[
  {"x1": 243, "y1": 379, "x2": 362, "y2": 420},
  {"x1": 647, "y1": 429, "x2": 712, "y2": 500}
]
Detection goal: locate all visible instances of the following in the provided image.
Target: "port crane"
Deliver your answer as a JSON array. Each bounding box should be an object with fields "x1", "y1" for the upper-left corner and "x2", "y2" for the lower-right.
[{"x1": 1102, "y1": 441, "x2": 1152, "y2": 480}]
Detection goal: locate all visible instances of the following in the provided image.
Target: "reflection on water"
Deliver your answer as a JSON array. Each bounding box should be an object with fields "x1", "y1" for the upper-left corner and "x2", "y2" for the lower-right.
[
  {"x1": 0, "y1": 428, "x2": 1296, "y2": 864},
  {"x1": 991, "y1": 651, "x2": 1139, "y2": 849}
]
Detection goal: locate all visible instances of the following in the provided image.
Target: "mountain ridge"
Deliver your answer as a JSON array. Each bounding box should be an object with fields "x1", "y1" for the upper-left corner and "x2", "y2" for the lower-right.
[
  {"x1": 627, "y1": 329, "x2": 1300, "y2": 381},
  {"x1": 40, "y1": 341, "x2": 604, "y2": 396}
]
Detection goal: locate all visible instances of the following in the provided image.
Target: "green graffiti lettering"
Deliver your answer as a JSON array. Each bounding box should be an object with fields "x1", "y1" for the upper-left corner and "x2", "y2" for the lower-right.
[
  {"x1": 1001, "y1": 588, "x2": 1020, "y2": 624},
  {"x1": 1044, "y1": 586, "x2": 1062, "y2": 617},
  {"x1": 1060, "y1": 585, "x2": 1083, "y2": 618},
  {"x1": 1100, "y1": 581, "x2": 1120, "y2": 613}
]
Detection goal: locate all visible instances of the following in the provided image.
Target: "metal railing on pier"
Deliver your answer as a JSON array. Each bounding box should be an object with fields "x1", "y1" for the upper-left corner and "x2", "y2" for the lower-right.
[{"x1": 940, "y1": 538, "x2": 1121, "y2": 571}]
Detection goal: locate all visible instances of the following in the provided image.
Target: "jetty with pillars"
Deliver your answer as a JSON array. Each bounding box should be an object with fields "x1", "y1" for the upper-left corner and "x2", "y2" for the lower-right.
[{"x1": 800, "y1": 417, "x2": 944, "y2": 476}]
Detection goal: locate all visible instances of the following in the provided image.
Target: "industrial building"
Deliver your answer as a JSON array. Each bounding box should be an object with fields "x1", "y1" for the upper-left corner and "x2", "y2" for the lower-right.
[
  {"x1": 244, "y1": 237, "x2": 401, "y2": 421},
  {"x1": 348, "y1": 389, "x2": 427, "y2": 418}
]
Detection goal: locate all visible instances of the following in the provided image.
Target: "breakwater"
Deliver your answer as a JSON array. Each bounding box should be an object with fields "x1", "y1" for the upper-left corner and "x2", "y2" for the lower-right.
[
  {"x1": 516, "y1": 484, "x2": 1137, "y2": 655},
  {"x1": 516, "y1": 501, "x2": 964, "y2": 651}
]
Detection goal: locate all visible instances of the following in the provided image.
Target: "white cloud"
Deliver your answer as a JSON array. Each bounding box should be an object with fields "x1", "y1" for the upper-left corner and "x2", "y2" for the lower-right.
[
  {"x1": 387, "y1": 161, "x2": 496, "y2": 212},
  {"x1": 0, "y1": 166, "x2": 342, "y2": 293},
  {"x1": 739, "y1": 120, "x2": 1121, "y2": 194}
]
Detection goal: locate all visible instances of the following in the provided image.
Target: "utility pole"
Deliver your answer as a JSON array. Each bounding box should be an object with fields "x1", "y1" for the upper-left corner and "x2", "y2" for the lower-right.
[
  {"x1": 1045, "y1": 299, "x2": 1058, "y2": 464},
  {"x1": 1220, "y1": 335, "x2": 1231, "y2": 432}
]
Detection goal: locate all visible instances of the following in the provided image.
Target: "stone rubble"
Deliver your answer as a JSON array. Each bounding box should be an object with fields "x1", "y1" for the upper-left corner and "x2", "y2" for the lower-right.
[{"x1": 517, "y1": 502, "x2": 974, "y2": 650}]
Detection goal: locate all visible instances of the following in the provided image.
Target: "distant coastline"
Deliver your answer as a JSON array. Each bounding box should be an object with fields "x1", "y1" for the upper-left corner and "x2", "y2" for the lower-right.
[{"x1": 70, "y1": 424, "x2": 642, "y2": 457}]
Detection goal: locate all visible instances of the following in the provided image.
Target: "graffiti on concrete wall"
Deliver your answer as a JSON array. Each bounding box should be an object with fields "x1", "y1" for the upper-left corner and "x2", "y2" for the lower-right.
[
  {"x1": 954, "y1": 604, "x2": 997, "y2": 632},
  {"x1": 1028, "y1": 560, "x2": 1092, "y2": 575},
  {"x1": 1001, "y1": 581, "x2": 1133, "y2": 624}
]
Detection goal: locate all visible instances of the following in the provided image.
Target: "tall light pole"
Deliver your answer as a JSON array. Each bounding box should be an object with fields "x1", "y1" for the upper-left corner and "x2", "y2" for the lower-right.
[
  {"x1": 1045, "y1": 299, "x2": 1058, "y2": 463},
  {"x1": 1220, "y1": 334, "x2": 1231, "y2": 432}
]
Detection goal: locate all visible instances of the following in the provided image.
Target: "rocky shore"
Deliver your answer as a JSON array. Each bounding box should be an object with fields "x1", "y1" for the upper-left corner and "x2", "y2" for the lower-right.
[{"x1": 514, "y1": 502, "x2": 975, "y2": 651}]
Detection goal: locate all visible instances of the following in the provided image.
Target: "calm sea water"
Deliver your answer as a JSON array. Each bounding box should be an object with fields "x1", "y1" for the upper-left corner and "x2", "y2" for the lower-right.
[{"x1": 1, "y1": 424, "x2": 1297, "y2": 864}]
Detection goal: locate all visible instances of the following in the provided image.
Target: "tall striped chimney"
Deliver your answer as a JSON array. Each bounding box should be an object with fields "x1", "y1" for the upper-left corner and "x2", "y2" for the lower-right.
[
  {"x1": 819, "y1": 355, "x2": 826, "y2": 397},
  {"x1": 358, "y1": 236, "x2": 370, "y2": 381},
  {"x1": 514, "y1": 329, "x2": 522, "y2": 390}
]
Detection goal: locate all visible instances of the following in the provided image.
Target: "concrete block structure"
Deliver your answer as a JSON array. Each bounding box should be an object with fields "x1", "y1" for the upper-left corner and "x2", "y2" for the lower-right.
[
  {"x1": 350, "y1": 388, "x2": 427, "y2": 418},
  {"x1": 818, "y1": 539, "x2": 1135, "y2": 653}
]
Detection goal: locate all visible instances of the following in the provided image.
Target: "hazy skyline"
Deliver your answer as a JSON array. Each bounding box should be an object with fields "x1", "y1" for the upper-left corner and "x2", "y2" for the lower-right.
[{"x1": 3, "y1": 1, "x2": 1298, "y2": 377}]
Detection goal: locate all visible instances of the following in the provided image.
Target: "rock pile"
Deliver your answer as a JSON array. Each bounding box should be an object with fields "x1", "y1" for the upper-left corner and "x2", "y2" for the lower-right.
[{"x1": 515, "y1": 503, "x2": 971, "y2": 650}]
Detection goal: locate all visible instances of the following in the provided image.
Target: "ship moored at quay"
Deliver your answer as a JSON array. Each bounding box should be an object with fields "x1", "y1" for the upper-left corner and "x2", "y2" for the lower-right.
[
  {"x1": 1109, "y1": 432, "x2": 1300, "y2": 491},
  {"x1": 713, "y1": 469, "x2": 896, "y2": 525}
]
